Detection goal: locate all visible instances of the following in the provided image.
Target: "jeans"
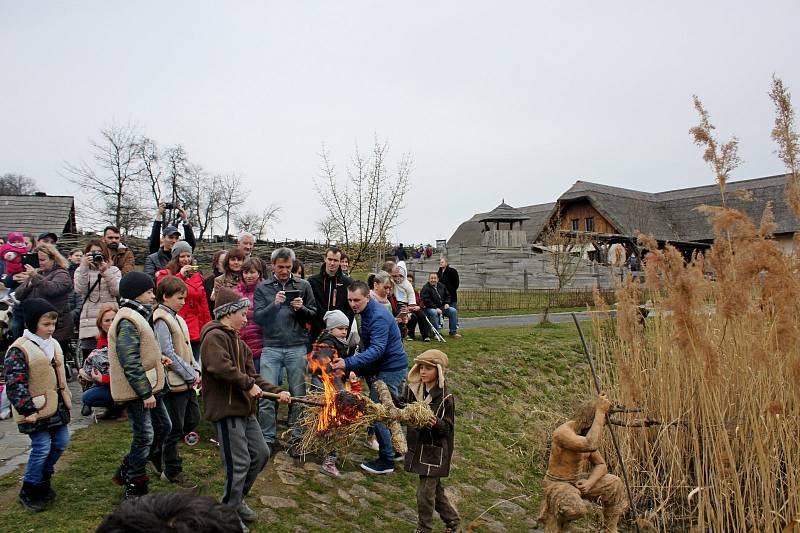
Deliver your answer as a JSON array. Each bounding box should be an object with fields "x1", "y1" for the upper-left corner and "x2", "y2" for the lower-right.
[
  {"x1": 257, "y1": 345, "x2": 307, "y2": 444},
  {"x1": 368, "y1": 368, "x2": 407, "y2": 462},
  {"x1": 161, "y1": 390, "x2": 201, "y2": 476},
  {"x1": 425, "y1": 307, "x2": 458, "y2": 335},
  {"x1": 82, "y1": 384, "x2": 114, "y2": 409},
  {"x1": 124, "y1": 396, "x2": 172, "y2": 481},
  {"x1": 24, "y1": 425, "x2": 70, "y2": 484}
]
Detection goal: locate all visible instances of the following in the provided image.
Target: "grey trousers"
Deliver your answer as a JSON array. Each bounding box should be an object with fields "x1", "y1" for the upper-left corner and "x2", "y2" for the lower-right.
[
  {"x1": 214, "y1": 415, "x2": 270, "y2": 507},
  {"x1": 417, "y1": 476, "x2": 461, "y2": 532}
]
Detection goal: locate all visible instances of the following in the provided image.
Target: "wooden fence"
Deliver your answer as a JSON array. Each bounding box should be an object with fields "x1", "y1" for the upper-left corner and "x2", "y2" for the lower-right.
[{"x1": 456, "y1": 288, "x2": 617, "y2": 312}]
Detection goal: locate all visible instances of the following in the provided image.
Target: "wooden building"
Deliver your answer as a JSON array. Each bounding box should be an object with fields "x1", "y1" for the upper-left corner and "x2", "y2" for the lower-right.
[{"x1": 0, "y1": 194, "x2": 77, "y2": 240}]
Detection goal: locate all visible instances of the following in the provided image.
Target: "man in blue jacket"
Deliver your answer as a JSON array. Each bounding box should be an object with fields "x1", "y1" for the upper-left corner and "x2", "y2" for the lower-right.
[
  {"x1": 331, "y1": 280, "x2": 408, "y2": 474},
  {"x1": 253, "y1": 247, "x2": 317, "y2": 456}
]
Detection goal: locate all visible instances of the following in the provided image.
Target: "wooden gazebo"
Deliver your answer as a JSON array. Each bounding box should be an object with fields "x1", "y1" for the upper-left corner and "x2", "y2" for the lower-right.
[{"x1": 479, "y1": 200, "x2": 531, "y2": 247}]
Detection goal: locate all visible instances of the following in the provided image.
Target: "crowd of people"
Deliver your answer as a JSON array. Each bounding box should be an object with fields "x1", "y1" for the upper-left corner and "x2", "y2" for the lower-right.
[{"x1": 0, "y1": 208, "x2": 473, "y2": 533}]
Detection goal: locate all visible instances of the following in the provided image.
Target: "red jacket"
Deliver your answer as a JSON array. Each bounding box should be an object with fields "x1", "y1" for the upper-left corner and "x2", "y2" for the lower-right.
[
  {"x1": 156, "y1": 269, "x2": 212, "y2": 342},
  {"x1": 236, "y1": 278, "x2": 263, "y2": 359}
]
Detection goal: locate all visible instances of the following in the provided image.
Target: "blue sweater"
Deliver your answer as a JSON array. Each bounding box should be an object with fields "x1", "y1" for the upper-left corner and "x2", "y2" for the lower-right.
[{"x1": 345, "y1": 298, "x2": 408, "y2": 375}]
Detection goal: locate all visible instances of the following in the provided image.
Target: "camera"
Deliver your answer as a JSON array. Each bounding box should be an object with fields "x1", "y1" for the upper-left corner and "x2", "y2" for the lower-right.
[
  {"x1": 164, "y1": 202, "x2": 175, "y2": 210},
  {"x1": 91, "y1": 252, "x2": 105, "y2": 263}
]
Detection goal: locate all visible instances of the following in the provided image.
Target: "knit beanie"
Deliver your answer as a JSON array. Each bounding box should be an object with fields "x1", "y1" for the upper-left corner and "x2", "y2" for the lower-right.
[
  {"x1": 324, "y1": 310, "x2": 349, "y2": 330},
  {"x1": 214, "y1": 286, "x2": 250, "y2": 320},
  {"x1": 119, "y1": 271, "x2": 155, "y2": 300},
  {"x1": 171, "y1": 240, "x2": 192, "y2": 258},
  {"x1": 23, "y1": 298, "x2": 57, "y2": 332},
  {"x1": 7, "y1": 231, "x2": 24, "y2": 243}
]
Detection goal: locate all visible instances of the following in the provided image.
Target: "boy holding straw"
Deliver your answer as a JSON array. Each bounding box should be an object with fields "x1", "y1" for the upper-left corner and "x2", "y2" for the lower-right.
[{"x1": 402, "y1": 349, "x2": 461, "y2": 533}]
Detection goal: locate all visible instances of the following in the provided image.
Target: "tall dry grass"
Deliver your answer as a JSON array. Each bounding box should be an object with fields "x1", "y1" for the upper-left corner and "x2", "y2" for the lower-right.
[{"x1": 591, "y1": 78, "x2": 800, "y2": 532}]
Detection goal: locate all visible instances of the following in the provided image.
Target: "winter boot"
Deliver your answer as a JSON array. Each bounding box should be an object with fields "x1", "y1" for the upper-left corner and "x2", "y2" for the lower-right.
[
  {"x1": 41, "y1": 472, "x2": 56, "y2": 502},
  {"x1": 111, "y1": 457, "x2": 129, "y2": 486},
  {"x1": 18, "y1": 482, "x2": 46, "y2": 513},
  {"x1": 123, "y1": 475, "x2": 149, "y2": 501}
]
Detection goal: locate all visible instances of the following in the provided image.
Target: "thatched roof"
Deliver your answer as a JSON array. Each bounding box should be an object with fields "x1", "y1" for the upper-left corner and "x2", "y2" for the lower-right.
[
  {"x1": 478, "y1": 200, "x2": 531, "y2": 223},
  {"x1": 448, "y1": 202, "x2": 554, "y2": 246},
  {"x1": 0, "y1": 195, "x2": 77, "y2": 239},
  {"x1": 450, "y1": 173, "x2": 799, "y2": 247}
]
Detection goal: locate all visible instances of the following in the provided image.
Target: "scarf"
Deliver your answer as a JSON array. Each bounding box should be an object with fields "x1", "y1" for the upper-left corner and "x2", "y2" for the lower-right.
[
  {"x1": 23, "y1": 329, "x2": 56, "y2": 361},
  {"x1": 119, "y1": 298, "x2": 153, "y2": 322}
]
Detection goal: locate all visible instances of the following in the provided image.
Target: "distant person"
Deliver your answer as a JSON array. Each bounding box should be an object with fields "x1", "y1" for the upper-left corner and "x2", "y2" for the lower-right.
[
  {"x1": 147, "y1": 203, "x2": 196, "y2": 254},
  {"x1": 628, "y1": 253, "x2": 638, "y2": 272},
  {"x1": 66, "y1": 248, "x2": 83, "y2": 275},
  {"x1": 103, "y1": 226, "x2": 135, "y2": 274},
  {"x1": 421, "y1": 272, "x2": 460, "y2": 338},
  {"x1": 393, "y1": 243, "x2": 407, "y2": 261},
  {"x1": 308, "y1": 247, "x2": 352, "y2": 341},
  {"x1": 143, "y1": 225, "x2": 182, "y2": 281},
  {"x1": 238, "y1": 232, "x2": 255, "y2": 258},
  {"x1": 292, "y1": 259, "x2": 305, "y2": 279},
  {"x1": 437, "y1": 257, "x2": 459, "y2": 310},
  {"x1": 37, "y1": 232, "x2": 58, "y2": 246},
  {"x1": 339, "y1": 252, "x2": 350, "y2": 277}
]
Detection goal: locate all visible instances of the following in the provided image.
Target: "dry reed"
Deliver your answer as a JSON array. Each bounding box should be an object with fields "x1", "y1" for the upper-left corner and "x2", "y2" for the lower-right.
[{"x1": 591, "y1": 78, "x2": 800, "y2": 531}]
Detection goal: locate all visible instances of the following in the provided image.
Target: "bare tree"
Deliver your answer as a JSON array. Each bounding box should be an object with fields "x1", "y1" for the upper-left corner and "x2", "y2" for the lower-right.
[
  {"x1": 313, "y1": 137, "x2": 412, "y2": 264},
  {"x1": 235, "y1": 205, "x2": 281, "y2": 241},
  {"x1": 218, "y1": 173, "x2": 249, "y2": 241},
  {"x1": 164, "y1": 145, "x2": 189, "y2": 209},
  {"x1": 540, "y1": 215, "x2": 589, "y2": 323},
  {"x1": 316, "y1": 215, "x2": 340, "y2": 245},
  {"x1": 137, "y1": 137, "x2": 164, "y2": 210},
  {"x1": 0, "y1": 173, "x2": 38, "y2": 195},
  {"x1": 64, "y1": 123, "x2": 147, "y2": 234},
  {"x1": 186, "y1": 166, "x2": 221, "y2": 240}
]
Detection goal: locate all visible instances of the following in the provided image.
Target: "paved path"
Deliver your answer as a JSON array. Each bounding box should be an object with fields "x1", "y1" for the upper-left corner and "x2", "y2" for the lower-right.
[
  {"x1": 458, "y1": 310, "x2": 616, "y2": 330},
  {"x1": 0, "y1": 380, "x2": 92, "y2": 477}
]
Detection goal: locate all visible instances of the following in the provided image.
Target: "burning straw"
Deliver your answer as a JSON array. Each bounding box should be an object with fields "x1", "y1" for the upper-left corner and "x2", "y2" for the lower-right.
[{"x1": 298, "y1": 380, "x2": 434, "y2": 455}]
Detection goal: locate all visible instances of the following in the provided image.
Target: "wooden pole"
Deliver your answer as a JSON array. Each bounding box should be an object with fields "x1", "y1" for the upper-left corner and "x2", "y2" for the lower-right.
[{"x1": 260, "y1": 392, "x2": 324, "y2": 407}]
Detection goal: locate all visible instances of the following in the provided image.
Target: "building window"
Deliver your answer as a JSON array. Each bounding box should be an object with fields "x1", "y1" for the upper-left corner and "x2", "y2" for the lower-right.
[
  {"x1": 571, "y1": 218, "x2": 579, "y2": 231},
  {"x1": 585, "y1": 217, "x2": 594, "y2": 232}
]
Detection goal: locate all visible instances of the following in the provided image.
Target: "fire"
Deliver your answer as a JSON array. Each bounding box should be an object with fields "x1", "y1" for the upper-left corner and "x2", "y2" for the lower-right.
[{"x1": 307, "y1": 344, "x2": 366, "y2": 433}]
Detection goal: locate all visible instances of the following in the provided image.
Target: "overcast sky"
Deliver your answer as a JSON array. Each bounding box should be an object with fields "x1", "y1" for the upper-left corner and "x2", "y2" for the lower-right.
[{"x1": 2, "y1": 1, "x2": 798, "y2": 244}]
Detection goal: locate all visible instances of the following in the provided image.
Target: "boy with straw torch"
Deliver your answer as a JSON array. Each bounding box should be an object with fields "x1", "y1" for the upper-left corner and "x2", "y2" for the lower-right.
[{"x1": 200, "y1": 287, "x2": 290, "y2": 533}]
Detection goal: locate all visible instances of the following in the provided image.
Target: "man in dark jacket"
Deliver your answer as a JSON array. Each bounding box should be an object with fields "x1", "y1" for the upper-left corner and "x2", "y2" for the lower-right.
[
  {"x1": 307, "y1": 248, "x2": 352, "y2": 341},
  {"x1": 253, "y1": 247, "x2": 316, "y2": 453},
  {"x1": 143, "y1": 226, "x2": 182, "y2": 281},
  {"x1": 331, "y1": 281, "x2": 408, "y2": 475},
  {"x1": 421, "y1": 272, "x2": 460, "y2": 337},
  {"x1": 147, "y1": 204, "x2": 196, "y2": 254},
  {"x1": 393, "y1": 243, "x2": 407, "y2": 261},
  {"x1": 436, "y1": 257, "x2": 459, "y2": 308},
  {"x1": 201, "y1": 286, "x2": 290, "y2": 530}
]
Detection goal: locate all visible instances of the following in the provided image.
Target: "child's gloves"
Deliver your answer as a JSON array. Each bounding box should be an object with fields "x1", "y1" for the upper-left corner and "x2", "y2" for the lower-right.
[{"x1": 3, "y1": 251, "x2": 17, "y2": 261}]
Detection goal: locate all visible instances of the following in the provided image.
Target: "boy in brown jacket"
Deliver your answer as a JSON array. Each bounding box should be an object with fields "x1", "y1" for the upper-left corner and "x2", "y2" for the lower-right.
[
  {"x1": 403, "y1": 349, "x2": 461, "y2": 533},
  {"x1": 200, "y1": 287, "x2": 290, "y2": 532}
]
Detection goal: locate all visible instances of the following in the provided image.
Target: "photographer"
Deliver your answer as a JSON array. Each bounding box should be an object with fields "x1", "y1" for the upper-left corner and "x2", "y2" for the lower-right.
[
  {"x1": 148, "y1": 203, "x2": 196, "y2": 255},
  {"x1": 74, "y1": 240, "x2": 121, "y2": 358}
]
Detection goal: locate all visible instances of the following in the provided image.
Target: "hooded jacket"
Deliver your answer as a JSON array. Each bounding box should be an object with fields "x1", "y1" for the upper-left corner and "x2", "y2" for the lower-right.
[
  {"x1": 155, "y1": 269, "x2": 212, "y2": 342},
  {"x1": 308, "y1": 264, "x2": 352, "y2": 340},
  {"x1": 199, "y1": 320, "x2": 282, "y2": 421},
  {"x1": 253, "y1": 275, "x2": 317, "y2": 348},
  {"x1": 402, "y1": 350, "x2": 455, "y2": 477}
]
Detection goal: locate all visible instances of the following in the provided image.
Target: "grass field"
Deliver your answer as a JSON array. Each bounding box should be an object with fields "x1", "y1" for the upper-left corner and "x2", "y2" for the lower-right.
[{"x1": 0, "y1": 324, "x2": 593, "y2": 532}]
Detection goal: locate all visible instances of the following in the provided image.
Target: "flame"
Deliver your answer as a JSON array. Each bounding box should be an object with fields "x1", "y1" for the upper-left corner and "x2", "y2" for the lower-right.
[{"x1": 307, "y1": 344, "x2": 366, "y2": 432}]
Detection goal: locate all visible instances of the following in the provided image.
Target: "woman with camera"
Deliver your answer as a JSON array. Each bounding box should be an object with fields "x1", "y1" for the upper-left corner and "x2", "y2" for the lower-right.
[
  {"x1": 74, "y1": 239, "x2": 121, "y2": 359},
  {"x1": 155, "y1": 241, "x2": 211, "y2": 361}
]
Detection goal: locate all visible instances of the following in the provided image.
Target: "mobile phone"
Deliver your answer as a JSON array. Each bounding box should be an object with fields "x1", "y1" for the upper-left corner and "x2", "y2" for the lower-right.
[
  {"x1": 22, "y1": 253, "x2": 40, "y2": 269},
  {"x1": 187, "y1": 265, "x2": 200, "y2": 272},
  {"x1": 283, "y1": 289, "x2": 301, "y2": 303}
]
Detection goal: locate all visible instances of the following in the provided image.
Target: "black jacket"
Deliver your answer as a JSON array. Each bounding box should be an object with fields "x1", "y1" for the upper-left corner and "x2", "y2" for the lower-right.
[
  {"x1": 436, "y1": 266, "x2": 459, "y2": 304},
  {"x1": 421, "y1": 282, "x2": 450, "y2": 310},
  {"x1": 307, "y1": 265, "x2": 353, "y2": 340},
  {"x1": 143, "y1": 248, "x2": 171, "y2": 281},
  {"x1": 148, "y1": 220, "x2": 196, "y2": 254},
  {"x1": 402, "y1": 384, "x2": 455, "y2": 478}
]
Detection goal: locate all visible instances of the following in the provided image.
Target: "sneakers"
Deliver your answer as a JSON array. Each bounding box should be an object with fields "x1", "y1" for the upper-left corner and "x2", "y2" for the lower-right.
[
  {"x1": 161, "y1": 471, "x2": 198, "y2": 490},
  {"x1": 237, "y1": 500, "x2": 259, "y2": 522},
  {"x1": 393, "y1": 452, "x2": 404, "y2": 462},
  {"x1": 405, "y1": 336, "x2": 414, "y2": 341},
  {"x1": 319, "y1": 456, "x2": 341, "y2": 478},
  {"x1": 449, "y1": 333, "x2": 462, "y2": 338},
  {"x1": 18, "y1": 482, "x2": 46, "y2": 513},
  {"x1": 364, "y1": 436, "x2": 379, "y2": 451},
  {"x1": 423, "y1": 337, "x2": 431, "y2": 342},
  {"x1": 80, "y1": 404, "x2": 93, "y2": 417},
  {"x1": 360, "y1": 459, "x2": 395, "y2": 475}
]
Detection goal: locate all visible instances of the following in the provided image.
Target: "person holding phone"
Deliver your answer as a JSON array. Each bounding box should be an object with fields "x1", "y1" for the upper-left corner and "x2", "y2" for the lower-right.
[{"x1": 253, "y1": 247, "x2": 317, "y2": 457}]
